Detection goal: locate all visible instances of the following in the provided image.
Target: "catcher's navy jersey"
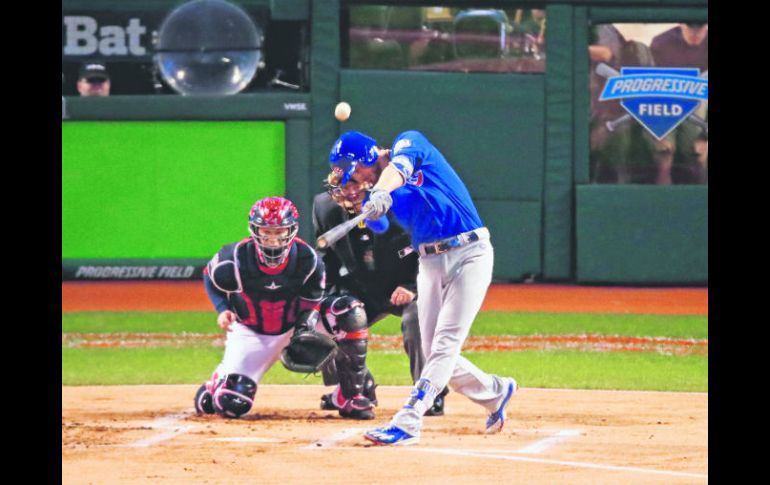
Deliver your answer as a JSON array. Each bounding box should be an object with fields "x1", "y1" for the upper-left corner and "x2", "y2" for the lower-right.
[
  {"x1": 203, "y1": 238, "x2": 325, "y2": 335},
  {"x1": 384, "y1": 131, "x2": 483, "y2": 247}
]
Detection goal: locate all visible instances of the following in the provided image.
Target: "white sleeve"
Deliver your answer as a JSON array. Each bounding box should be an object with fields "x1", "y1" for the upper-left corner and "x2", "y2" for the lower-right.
[{"x1": 390, "y1": 154, "x2": 414, "y2": 181}]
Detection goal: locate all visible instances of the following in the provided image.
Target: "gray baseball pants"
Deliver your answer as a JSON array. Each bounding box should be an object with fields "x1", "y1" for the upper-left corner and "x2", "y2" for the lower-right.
[{"x1": 390, "y1": 231, "x2": 510, "y2": 436}]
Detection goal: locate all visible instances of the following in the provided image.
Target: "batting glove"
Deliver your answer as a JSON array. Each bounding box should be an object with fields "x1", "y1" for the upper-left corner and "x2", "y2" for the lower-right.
[{"x1": 363, "y1": 189, "x2": 392, "y2": 219}]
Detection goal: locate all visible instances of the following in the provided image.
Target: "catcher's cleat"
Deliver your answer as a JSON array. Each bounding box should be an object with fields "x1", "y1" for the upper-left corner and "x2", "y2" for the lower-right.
[
  {"x1": 320, "y1": 392, "x2": 337, "y2": 411},
  {"x1": 340, "y1": 407, "x2": 375, "y2": 420},
  {"x1": 339, "y1": 394, "x2": 376, "y2": 420},
  {"x1": 319, "y1": 386, "x2": 347, "y2": 411},
  {"x1": 321, "y1": 389, "x2": 375, "y2": 419},
  {"x1": 364, "y1": 426, "x2": 419, "y2": 446},
  {"x1": 485, "y1": 377, "x2": 518, "y2": 433},
  {"x1": 320, "y1": 384, "x2": 378, "y2": 411}
]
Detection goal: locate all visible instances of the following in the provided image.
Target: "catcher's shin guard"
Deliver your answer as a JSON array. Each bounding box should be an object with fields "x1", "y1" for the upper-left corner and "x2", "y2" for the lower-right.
[
  {"x1": 325, "y1": 295, "x2": 374, "y2": 418},
  {"x1": 364, "y1": 369, "x2": 378, "y2": 404},
  {"x1": 322, "y1": 296, "x2": 370, "y2": 400},
  {"x1": 334, "y1": 337, "x2": 375, "y2": 419},
  {"x1": 336, "y1": 338, "x2": 369, "y2": 398}
]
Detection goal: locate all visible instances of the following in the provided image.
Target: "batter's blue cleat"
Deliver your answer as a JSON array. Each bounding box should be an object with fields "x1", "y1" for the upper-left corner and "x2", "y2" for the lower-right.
[
  {"x1": 485, "y1": 378, "x2": 518, "y2": 433},
  {"x1": 364, "y1": 426, "x2": 419, "y2": 446}
]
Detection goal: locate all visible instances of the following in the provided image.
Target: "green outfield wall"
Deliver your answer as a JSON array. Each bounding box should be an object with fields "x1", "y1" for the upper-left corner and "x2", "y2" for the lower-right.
[
  {"x1": 62, "y1": 121, "x2": 285, "y2": 258},
  {"x1": 62, "y1": 0, "x2": 708, "y2": 284}
]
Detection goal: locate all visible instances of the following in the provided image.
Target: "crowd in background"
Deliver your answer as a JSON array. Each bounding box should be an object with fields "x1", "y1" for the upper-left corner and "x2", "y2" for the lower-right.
[{"x1": 63, "y1": 14, "x2": 707, "y2": 186}]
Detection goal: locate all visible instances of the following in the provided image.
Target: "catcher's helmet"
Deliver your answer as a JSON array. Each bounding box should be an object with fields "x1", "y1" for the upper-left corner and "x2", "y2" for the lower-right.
[
  {"x1": 212, "y1": 373, "x2": 258, "y2": 418},
  {"x1": 248, "y1": 196, "x2": 300, "y2": 268},
  {"x1": 329, "y1": 131, "x2": 379, "y2": 185}
]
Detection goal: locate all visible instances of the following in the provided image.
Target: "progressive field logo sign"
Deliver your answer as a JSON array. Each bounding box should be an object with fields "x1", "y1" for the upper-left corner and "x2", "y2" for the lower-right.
[{"x1": 599, "y1": 67, "x2": 708, "y2": 140}]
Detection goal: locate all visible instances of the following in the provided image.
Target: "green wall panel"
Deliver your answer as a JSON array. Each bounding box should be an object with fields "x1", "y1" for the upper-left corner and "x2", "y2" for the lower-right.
[
  {"x1": 62, "y1": 121, "x2": 285, "y2": 259},
  {"x1": 476, "y1": 201, "x2": 542, "y2": 281},
  {"x1": 339, "y1": 70, "x2": 544, "y2": 201},
  {"x1": 543, "y1": 4, "x2": 575, "y2": 280},
  {"x1": 576, "y1": 185, "x2": 707, "y2": 284},
  {"x1": 309, "y1": 0, "x2": 341, "y2": 199}
]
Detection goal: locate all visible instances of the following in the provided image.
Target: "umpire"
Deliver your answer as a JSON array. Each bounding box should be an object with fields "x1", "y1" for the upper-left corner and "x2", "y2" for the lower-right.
[{"x1": 313, "y1": 171, "x2": 447, "y2": 416}]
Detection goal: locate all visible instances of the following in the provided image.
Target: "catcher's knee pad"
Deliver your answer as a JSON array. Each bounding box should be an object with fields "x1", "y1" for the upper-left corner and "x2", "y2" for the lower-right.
[
  {"x1": 322, "y1": 295, "x2": 368, "y2": 338},
  {"x1": 194, "y1": 383, "x2": 216, "y2": 415},
  {"x1": 212, "y1": 374, "x2": 257, "y2": 419}
]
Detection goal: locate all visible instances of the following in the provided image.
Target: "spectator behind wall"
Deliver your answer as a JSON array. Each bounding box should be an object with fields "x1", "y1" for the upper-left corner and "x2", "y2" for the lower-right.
[
  {"x1": 649, "y1": 24, "x2": 708, "y2": 184},
  {"x1": 77, "y1": 62, "x2": 111, "y2": 97},
  {"x1": 589, "y1": 25, "x2": 658, "y2": 184}
]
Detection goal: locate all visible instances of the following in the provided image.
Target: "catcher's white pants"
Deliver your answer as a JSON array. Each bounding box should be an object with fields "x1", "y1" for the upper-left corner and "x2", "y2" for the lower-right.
[
  {"x1": 214, "y1": 323, "x2": 294, "y2": 384},
  {"x1": 390, "y1": 233, "x2": 510, "y2": 436}
]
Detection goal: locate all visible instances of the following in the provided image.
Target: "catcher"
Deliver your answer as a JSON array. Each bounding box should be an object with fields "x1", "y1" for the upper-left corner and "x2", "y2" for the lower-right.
[{"x1": 194, "y1": 196, "x2": 373, "y2": 419}]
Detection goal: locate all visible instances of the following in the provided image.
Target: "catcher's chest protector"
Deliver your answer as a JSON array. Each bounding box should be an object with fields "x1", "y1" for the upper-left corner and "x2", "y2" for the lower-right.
[{"x1": 213, "y1": 239, "x2": 322, "y2": 335}]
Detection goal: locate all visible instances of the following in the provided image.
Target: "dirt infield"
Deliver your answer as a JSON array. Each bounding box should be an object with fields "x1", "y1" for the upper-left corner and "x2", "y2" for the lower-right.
[
  {"x1": 62, "y1": 384, "x2": 707, "y2": 485},
  {"x1": 61, "y1": 281, "x2": 708, "y2": 315},
  {"x1": 62, "y1": 283, "x2": 708, "y2": 483}
]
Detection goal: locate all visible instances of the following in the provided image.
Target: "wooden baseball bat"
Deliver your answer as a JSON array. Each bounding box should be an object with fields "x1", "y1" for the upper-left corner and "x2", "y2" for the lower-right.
[{"x1": 316, "y1": 205, "x2": 377, "y2": 249}]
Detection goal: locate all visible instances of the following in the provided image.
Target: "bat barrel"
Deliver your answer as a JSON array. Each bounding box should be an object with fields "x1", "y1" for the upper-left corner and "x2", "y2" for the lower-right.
[{"x1": 315, "y1": 205, "x2": 378, "y2": 250}]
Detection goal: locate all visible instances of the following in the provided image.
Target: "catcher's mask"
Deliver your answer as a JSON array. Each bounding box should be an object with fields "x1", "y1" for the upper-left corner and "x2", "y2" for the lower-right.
[
  {"x1": 328, "y1": 131, "x2": 379, "y2": 186},
  {"x1": 325, "y1": 169, "x2": 372, "y2": 215},
  {"x1": 248, "y1": 196, "x2": 300, "y2": 267}
]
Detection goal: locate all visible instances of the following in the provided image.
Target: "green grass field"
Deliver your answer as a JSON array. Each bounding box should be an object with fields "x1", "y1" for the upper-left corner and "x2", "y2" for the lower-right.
[{"x1": 62, "y1": 311, "x2": 707, "y2": 392}]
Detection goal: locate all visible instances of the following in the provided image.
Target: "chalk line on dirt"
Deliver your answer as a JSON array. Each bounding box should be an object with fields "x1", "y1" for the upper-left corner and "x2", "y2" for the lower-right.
[
  {"x1": 408, "y1": 447, "x2": 707, "y2": 480},
  {"x1": 515, "y1": 429, "x2": 581, "y2": 454},
  {"x1": 209, "y1": 437, "x2": 284, "y2": 443},
  {"x1": 123, "y1": 411, "x2": 195, "y2": 448},
  {"x1": 302, "y1": 428, "x2": 367, "y2": 449}
]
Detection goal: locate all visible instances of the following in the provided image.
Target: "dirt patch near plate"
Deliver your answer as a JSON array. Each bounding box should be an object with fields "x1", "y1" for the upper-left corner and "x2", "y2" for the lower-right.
[{"x1": 62, "y1": 384, "x2": 708, "y2": 485}]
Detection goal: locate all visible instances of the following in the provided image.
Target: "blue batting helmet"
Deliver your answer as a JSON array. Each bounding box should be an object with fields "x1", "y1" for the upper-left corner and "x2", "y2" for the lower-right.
[{"x1": 328, "y1": 131, "x2": 379, "y2": 185}]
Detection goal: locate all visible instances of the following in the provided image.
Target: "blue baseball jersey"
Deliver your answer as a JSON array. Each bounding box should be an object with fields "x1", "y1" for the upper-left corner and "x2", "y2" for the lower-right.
[{"x1": 383, "y1": 131, "x2": 483, "y2": 247}]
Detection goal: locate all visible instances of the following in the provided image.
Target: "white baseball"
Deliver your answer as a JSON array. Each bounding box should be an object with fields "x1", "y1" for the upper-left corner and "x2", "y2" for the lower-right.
[{"x1": 335, "y1": 102, "x2": 351, "y2": 121}]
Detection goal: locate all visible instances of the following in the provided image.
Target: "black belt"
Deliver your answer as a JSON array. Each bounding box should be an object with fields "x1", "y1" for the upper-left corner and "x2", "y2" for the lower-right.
[{"x1": 420, "y1": 230, "x2": 481, "y2": 256}]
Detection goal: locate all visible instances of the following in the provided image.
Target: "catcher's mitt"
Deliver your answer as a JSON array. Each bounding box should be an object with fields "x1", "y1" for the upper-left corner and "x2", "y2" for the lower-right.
[{"x1": 280, "y1": 330, "x2": 338, "y2": 374}]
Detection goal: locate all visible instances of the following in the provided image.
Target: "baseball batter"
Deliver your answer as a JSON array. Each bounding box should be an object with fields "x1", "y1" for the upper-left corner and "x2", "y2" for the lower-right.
[{"x1": 328, "y1": 131, "x2": 518, "y2": 445}]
